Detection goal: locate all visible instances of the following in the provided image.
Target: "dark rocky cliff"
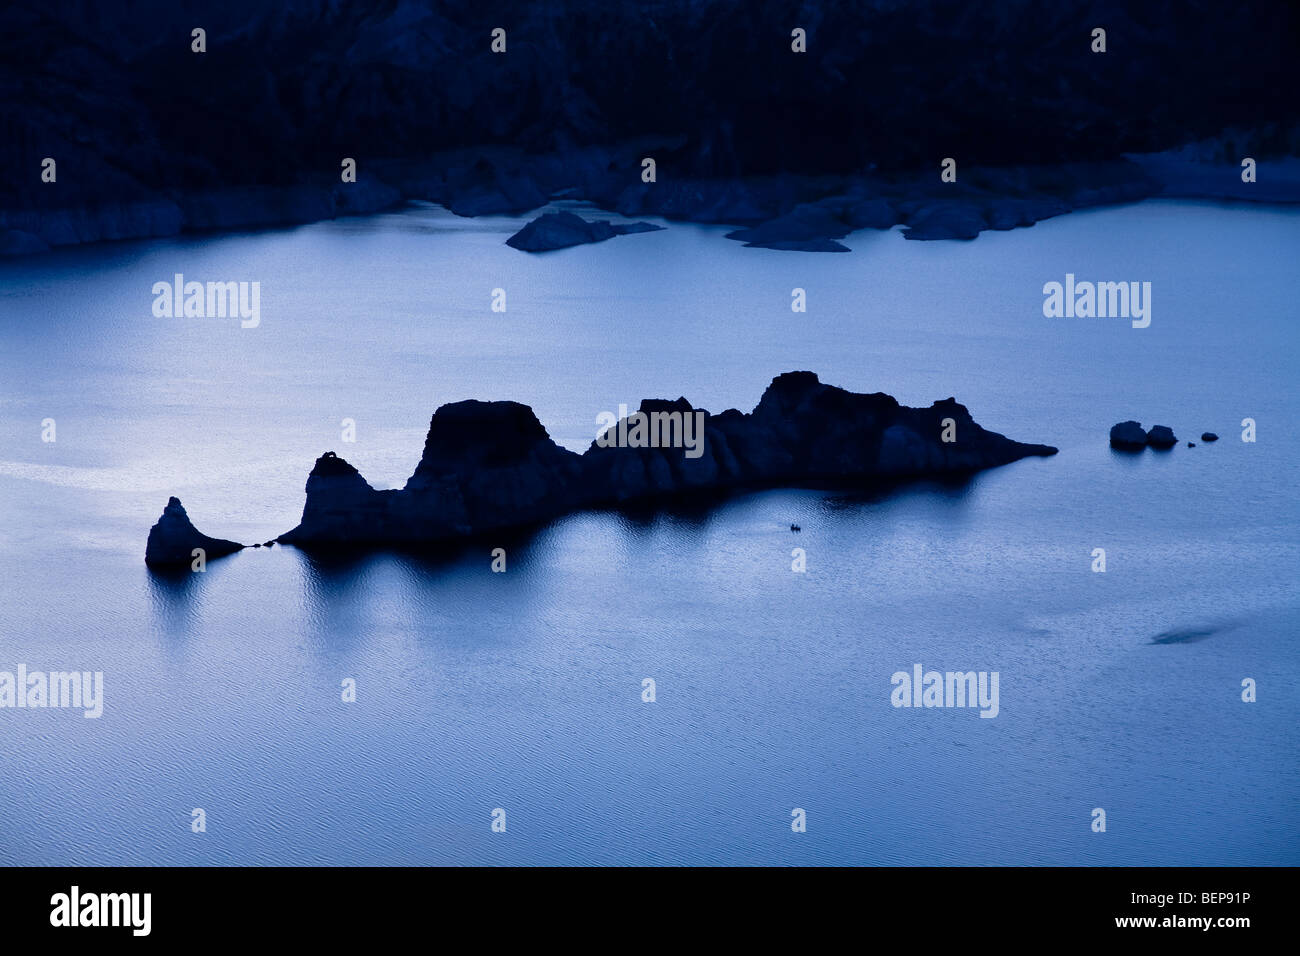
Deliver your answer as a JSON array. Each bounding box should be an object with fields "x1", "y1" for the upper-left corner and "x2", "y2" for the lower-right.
[{"x1": 5, "y1": 1, "x2": 1297, "y2": 254}]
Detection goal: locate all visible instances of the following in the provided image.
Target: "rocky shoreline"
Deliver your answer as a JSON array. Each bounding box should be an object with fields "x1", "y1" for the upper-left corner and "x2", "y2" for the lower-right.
[
  {"x1": 7, "y1": 140, "x2": 1300, "y2": 260},
  {"x1": 6, "y1": 1, "x2": 1295, "y2": 259},
  {"x1": 145, "y1": 371, "x2": 1058, "y2": 564}
]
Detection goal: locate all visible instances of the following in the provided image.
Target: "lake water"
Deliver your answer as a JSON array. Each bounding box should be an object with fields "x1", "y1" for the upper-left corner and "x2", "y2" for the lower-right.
[{"x1": 0, "y1": 199, "x2": 1297, "y2": 865}]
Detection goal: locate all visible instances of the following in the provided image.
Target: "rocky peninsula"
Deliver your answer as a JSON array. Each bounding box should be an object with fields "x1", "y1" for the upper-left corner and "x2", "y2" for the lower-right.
[{"x1": 145, "y1": 372, "x2": 1057, "y2": 563}]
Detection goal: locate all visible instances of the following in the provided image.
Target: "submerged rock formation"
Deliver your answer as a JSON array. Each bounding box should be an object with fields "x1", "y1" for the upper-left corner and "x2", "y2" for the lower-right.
[
  {"x1": 276, "y1": 372, "x2": 1056, "y2": 548},
  {"x1": 145, "y1": 497, "x2": 243, "y2": 566},
  {"x1": 505, "y1": 211, "x2": 663, "y2": 252}
]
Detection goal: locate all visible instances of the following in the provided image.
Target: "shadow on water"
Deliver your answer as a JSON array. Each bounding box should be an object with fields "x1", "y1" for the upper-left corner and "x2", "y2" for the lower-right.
[
  {"x1": 1109, "y1": 447, "x2": 1151, "y2": 469},
  {"x1": 605, "y1": 490, "x2": 734, "y2": 537},
  {"x1": 289, "y1": 527, "x2": 556, "y2": 632},
  {"x1": 182, "y1": 475, "x2": 992, "y2": 609},
  {"x1": 295, "y1": 546, "x2": 383, "y2": 584},
  {"x1": 286, "y1": 530, "x2": 560, "y2": 653},
  {"x1": 388, "y1": 525, "x2": 552, "y2": 587},
  {"x1": 821, "y1": 473, "x2": 982, "y2": 522},
  {"x1": 146, "y1": 474, "x2": 994, "y2": 639},
  {"x1": 291, "y1": 548, "x2": 394, "y2": 651},
  {"x1": 1150, "y1": 621, "x2": 1238, "y2": 645},
  {"x1": 145, "y1": 559, "x2": 222, "y2": 637},
  {"x1": 292, "y1": 524, "x2": 549, "y2": 583},
  {"x1": 294, "y1": 547, "x2": 388, "y2": 618},
  {"x1": 605, "y1": 476, "x2": 983, "y2": 534}
]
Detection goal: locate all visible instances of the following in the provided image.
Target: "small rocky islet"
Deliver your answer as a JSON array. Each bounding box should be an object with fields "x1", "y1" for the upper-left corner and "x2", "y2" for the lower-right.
[
  {"x1": 143, "y1": 497, "x2": 244, "y2": 566},
  {"x1": 1109, "y1": 421, "x2": 1223, "y2": 451},
  {"x1": 505, "y1": 210, "x2": 663, "y2": 252},
  {"x1": 145, "y1": 371, "x2": 1058, "y2": 565},
  {"x1": 1109, "y1": 421, "x2": 1179, "y2": 450}
]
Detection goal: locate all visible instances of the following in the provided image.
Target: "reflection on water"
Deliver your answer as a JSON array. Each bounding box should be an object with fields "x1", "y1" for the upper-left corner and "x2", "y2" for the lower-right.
[{"x1": 146, "y1": 561, "x2": 210, "y2": 638}]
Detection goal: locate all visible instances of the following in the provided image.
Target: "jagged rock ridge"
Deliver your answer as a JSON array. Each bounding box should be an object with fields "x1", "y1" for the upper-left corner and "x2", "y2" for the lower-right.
[{"x1": 273, "y1": 371, "x2": 1057, "y2": 547}]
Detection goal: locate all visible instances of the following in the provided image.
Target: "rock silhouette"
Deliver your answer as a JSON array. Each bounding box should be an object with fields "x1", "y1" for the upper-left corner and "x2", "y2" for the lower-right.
[
  {"x1": 146, "y1": 373, "x2": 1058, "y2": 560},
  {"x1": 274, "y1": 372, "x2": 1056, "y2": 548},
  {"x1": 145, "y1": 497, "x2": 244, "y2": 566},
  {"x1": 1110, "y1": 421, "x2": 1149, "y2": 450},
  {"x1": 1146, "y1": 425, "x2": 1178, "y2": 449},
  {"x1": 1111, "y1": 420, "x2": 1180, "y2": 451}
]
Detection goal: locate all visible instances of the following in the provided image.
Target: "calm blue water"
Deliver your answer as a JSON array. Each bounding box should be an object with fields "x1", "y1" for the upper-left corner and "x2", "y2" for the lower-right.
[{"x1": 0, "y1": 200, "x2": 1297, "y2": 865}]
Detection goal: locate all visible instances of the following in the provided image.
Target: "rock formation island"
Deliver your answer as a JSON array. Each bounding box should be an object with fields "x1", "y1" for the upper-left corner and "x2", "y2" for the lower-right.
[{"x1": 145, "y1": 372, "x2": 1057, "y2": 563}]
